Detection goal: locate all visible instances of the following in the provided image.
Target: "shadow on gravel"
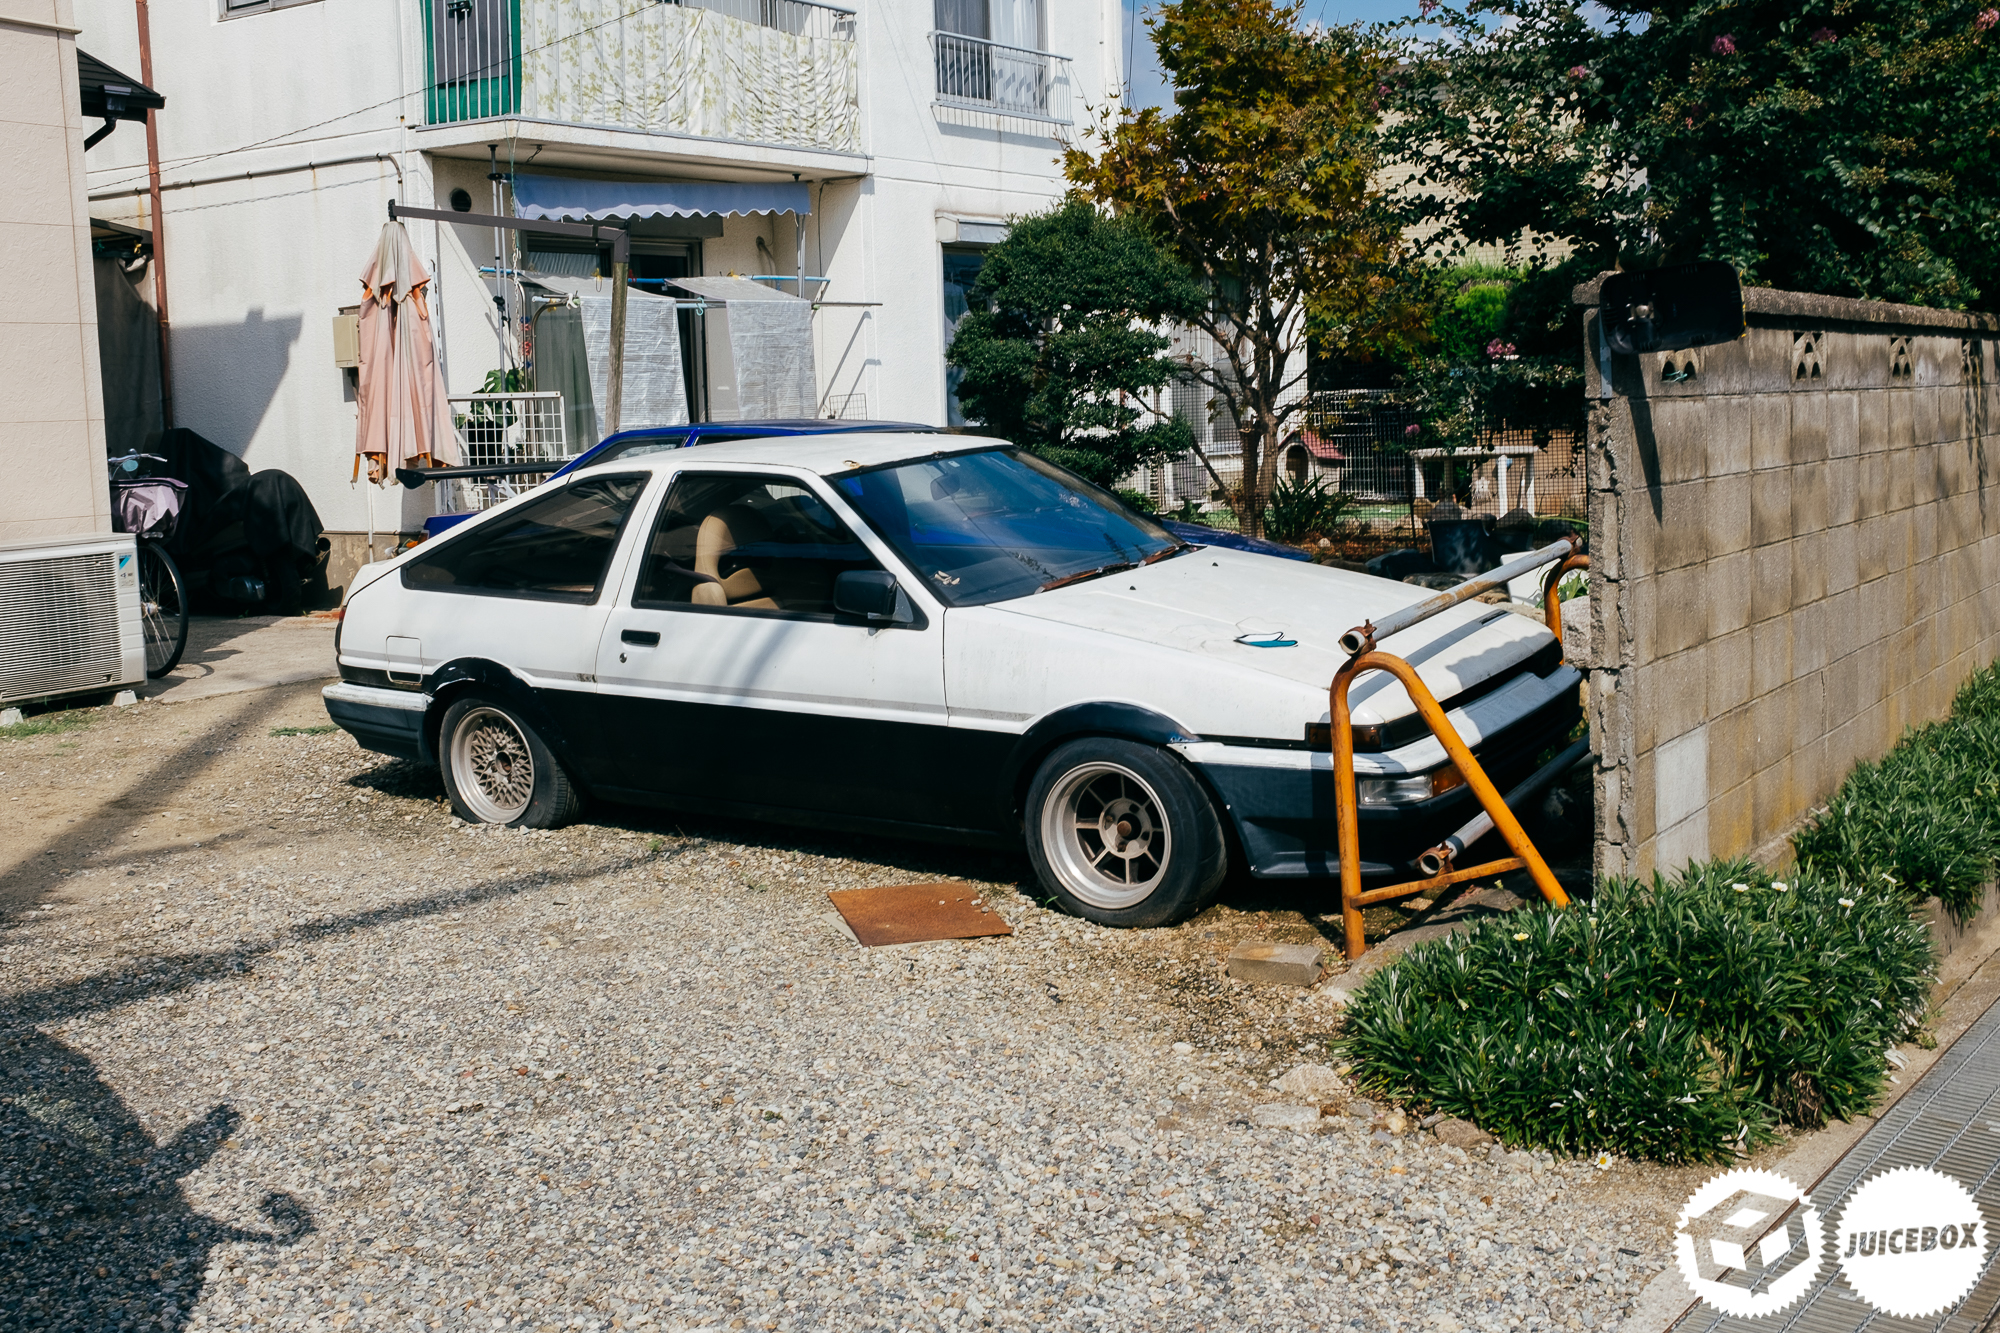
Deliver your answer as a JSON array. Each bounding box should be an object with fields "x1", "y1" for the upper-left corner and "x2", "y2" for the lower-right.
[
  {"x1": 0, "y1": 686, "x2": 294, "y2": 930},
  {"x1": 0, "y1": 1028, "x2": 311, "y2": 1331},
  {"x1": 589, "y1": 801, "x2": 1039, "y2": 891},
  {"x1": 4, "y1": 852, "x2": 659, "y2": 1033}
]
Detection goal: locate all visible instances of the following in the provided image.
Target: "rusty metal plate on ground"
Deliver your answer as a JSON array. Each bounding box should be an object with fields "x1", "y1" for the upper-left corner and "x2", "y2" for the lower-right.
[{"x1": 826, "y1": 883, "x2": 1014, "y2": 947}]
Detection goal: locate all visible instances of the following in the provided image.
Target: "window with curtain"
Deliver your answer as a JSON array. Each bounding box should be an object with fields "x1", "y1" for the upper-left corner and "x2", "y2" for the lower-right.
[
  {"x1": 935, "y1": 0, "x2": 1049, "y2": 112},
  {"x1": 934, "y1": 0, "x2": 1042, "y2": 47}
]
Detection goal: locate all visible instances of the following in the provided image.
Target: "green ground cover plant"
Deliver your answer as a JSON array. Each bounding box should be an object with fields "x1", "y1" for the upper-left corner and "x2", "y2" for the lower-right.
[
  {"x1": 0, "y1": 709, "x2": 94, "y2": 742},
  {"x1": 1793, "y1": 664, "x2": 2000, "y2": 921},
  {"x1": 1338, "y1": 860, "x2": 1933, "y2": 1162}
]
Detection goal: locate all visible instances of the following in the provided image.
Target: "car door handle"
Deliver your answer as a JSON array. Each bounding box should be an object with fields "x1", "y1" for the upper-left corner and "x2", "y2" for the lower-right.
[{"x1": 620, "y1": 629, "x2": 661, "y2": 647}]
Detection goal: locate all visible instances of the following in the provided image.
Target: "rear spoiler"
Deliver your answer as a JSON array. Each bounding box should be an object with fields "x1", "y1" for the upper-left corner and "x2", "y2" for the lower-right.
[{"x1": 395, "y1": 462, "x2": 570, "y2": 489}]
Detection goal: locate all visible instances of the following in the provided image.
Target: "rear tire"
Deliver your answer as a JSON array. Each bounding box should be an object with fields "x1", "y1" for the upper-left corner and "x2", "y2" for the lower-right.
[
  {"x1": 137, "y1": 544, "x2": 188, "y2": 678},
  {"x1": 438, "y1": 694, "x2": 583, "y2": 828},
  {"x1": 1024, "y1": 737, "x2": 1228, "y2": 927}
]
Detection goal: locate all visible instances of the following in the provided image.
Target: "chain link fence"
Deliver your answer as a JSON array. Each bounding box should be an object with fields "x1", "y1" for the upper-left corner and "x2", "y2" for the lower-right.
[{"x1": 1127, "y1": 384, "x2": 1586, "y2": 541}]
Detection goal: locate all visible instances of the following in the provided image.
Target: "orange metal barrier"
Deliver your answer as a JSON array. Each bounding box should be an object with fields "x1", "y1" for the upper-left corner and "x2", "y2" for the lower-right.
[{"x1": 1328, "y1": 547, "x2": 1588, "y2": 960}]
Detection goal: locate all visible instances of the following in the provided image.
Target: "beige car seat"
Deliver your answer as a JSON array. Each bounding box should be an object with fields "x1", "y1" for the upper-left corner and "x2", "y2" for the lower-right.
[{"x1": 693, "y1": 504, "x2": 780, "y2": 609}]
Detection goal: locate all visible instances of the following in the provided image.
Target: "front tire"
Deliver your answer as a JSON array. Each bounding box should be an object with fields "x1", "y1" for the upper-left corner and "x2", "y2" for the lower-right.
[
  {"x1": 438, "y1": 694, "x2": 583, "y2": 828},
  {"x1": 1024, "y1": 737, "x2": 1228, "y2": 927}
]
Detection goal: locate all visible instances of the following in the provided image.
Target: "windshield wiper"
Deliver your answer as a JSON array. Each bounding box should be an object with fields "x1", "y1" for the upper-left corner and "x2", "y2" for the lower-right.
[
  {"x1": 1140, "y1": 542, "x2": 1194, "y2": 566},
  {"x1": 1039, "y1": 561, "x2": 1135, "y2": 592}
]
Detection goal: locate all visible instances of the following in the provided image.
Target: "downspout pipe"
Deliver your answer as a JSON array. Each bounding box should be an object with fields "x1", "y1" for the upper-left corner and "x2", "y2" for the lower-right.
[{"x1": 135, "y1": 0, "x2": 172, "y2": 430}]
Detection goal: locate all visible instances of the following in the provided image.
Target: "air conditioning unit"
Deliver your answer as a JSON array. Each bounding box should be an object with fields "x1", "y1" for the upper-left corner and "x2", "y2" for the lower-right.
[{"x1": 0, "y1": 532, "x2": 146, "y2": 704}]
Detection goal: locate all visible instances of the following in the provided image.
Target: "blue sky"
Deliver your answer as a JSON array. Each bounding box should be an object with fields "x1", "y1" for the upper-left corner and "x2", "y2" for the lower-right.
[{"x1": 1120, "y1": 0, "x2": 1425, "y2": 109}]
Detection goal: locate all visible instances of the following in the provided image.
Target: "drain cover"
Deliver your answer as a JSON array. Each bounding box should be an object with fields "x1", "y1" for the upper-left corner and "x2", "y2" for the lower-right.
[{"x1": 826, "y1": 883, "x2": 1014, "y2": 947}]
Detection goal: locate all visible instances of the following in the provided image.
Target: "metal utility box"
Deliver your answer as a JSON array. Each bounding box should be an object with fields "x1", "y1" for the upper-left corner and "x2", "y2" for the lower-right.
[
  {"x1": 0, "y1": 532, "x2": 146, "y2": 703},
  {"x1": 332, "y1": 305, "x2": 361, "y2": 368}
]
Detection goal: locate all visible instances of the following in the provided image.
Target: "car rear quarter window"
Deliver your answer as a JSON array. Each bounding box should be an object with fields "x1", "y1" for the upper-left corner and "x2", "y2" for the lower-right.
[{"x1": 402, "y1": 474, "x2": 647, "y2": 603}]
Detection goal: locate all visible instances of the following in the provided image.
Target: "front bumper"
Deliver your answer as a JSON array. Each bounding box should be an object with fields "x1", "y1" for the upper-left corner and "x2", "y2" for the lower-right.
[
  {"x1": 1180, "y1": 666, "x2": 1583, "y2": 878},
  {"x1": 323, "y1": 681, "x2": 430, "y2": 761}
]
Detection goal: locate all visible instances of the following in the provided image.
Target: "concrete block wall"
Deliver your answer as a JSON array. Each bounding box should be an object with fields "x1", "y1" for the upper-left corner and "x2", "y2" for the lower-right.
[{"x1": 1574, "y1": 281, "x2": 2000, "y2": 880}]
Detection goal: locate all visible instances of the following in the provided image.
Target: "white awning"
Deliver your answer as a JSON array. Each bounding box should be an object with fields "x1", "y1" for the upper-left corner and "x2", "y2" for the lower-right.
[{"x1": 512, "y1": 175, "x2": 811, "y2": 221}]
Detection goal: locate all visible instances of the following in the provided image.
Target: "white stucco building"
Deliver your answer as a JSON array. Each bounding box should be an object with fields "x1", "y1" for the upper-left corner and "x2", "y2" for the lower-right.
[{"x1": 74, "y1": 0, "x2": 1122, "y2": 583}]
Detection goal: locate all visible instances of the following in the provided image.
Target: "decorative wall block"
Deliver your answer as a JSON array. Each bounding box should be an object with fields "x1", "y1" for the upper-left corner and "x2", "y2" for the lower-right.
[
  {"x1": 1658, "y1": 347, "x2": 1703, "y2": 384},
  {"x1": 1890, "y1": 335, "x2": 1914, "y2": 382},
  {"x1": 1792, "y1": 330, "x2": 1825, "y2": 384}
]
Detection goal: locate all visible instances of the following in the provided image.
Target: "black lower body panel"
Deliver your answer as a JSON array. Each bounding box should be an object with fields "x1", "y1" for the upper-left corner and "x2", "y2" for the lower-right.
[{"x1": 1198, "y1": 689, "x2": 1582, "y2": 879}]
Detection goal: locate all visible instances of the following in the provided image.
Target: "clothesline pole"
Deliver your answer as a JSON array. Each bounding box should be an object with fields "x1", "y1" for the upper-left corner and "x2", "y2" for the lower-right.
[{"x1": 606, "y1": 258, "x2": 627, "y2": 439}]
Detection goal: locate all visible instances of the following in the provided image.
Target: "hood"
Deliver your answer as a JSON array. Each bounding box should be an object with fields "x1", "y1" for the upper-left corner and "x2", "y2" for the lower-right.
[{"x1": 994, "y1": 547, "x2": 1557, "y2": 726}]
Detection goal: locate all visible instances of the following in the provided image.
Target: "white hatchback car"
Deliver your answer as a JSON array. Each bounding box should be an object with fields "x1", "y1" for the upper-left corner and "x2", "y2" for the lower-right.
[{"x1": 325, "y1": 434, "x2": 1579, "y2": 926}]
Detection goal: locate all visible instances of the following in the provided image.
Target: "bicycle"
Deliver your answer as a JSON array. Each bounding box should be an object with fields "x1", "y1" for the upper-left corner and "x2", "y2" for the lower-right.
[{"x1": 109, "y1": 451, "x2": 190, "y2": 678}]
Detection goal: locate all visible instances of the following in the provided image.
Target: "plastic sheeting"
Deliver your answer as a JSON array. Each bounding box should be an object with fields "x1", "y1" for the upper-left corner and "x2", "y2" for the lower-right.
[
  {"x1": 518, "y1": 0, "x2": 859, "y2": 153},
  {"x1": 723, "y1": 299, "x2": 814, "y2": 420},
  {"x1": 93, "y1": 255, "x2": 162, "y2": 457},
  {"x1": 673, "y1": 278, "x2": 816, "y2": 421},
  {"x1": 533, "y1": 304, "x2": 599, "y2": 447},
  {"x1": 514, "y1": 174, "x2": 809, "y2": 221},
  {"x1": 580, "y1": 290, "x2": 689, "y2": 435}
]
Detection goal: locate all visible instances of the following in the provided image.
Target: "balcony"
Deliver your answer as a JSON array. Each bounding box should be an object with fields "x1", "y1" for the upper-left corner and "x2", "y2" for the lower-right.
[
  {"x1": 425, "y1": 0, "x2": 859, "y2": 155},
  {"x1": 930, "y1": 30, "x2": 1072, "y2": 124}
]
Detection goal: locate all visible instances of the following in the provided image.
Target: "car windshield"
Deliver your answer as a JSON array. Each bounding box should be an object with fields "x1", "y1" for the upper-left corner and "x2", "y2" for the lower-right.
[{"x1": 832, "y1": 448, "x2": 1183, "y2": 606}]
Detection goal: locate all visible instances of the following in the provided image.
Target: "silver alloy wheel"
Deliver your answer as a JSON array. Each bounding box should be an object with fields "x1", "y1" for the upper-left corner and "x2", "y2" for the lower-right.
[
  {"x1": 1040, "y1": 760, "x2": 1173, "y2": 909},
  {"x1": 450, "y1": 706, "x2": 535, "y2": 823}
]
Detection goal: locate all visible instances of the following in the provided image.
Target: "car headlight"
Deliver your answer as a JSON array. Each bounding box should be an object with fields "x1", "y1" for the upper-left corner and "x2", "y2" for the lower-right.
[{"x1": 1356, "y1": 764, "x2": 1465, "y2": 807}]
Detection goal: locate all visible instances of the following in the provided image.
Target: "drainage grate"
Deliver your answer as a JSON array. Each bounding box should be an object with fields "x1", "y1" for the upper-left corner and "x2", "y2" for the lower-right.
[{"x1": 1671, "y1": 994, "x2": 2000, "y2": 1332}]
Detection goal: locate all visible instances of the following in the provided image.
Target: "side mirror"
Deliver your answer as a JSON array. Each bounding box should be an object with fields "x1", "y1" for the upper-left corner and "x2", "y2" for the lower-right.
[
  {"x1": 1600, "y1": 260, "x2": 1746, "y2": 354},
  {"x1": 834, "y1": 569, "x2": 903, "y2": 621}
]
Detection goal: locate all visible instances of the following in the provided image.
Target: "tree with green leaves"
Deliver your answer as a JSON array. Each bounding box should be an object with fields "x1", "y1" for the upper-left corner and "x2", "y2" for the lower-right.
[
  {"x1": 1385, "y1": 0, "x2": 2000, "y2": 308},
  {"x1": 1066, "y1": 0, "x2": 1414, "y2": 538},
  {"x1": 945, "y1": 197, "x2": 1202, "y2": 489}
]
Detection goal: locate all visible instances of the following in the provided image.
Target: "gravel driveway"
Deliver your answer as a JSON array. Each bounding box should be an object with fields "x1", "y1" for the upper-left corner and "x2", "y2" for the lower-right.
[{"x1": 1, "y1": 683, "x2": 1700, "y2": 1332}]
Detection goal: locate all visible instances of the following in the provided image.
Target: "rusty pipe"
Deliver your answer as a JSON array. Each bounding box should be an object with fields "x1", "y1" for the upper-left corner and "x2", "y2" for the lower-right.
[
  {"x1": 1541, "y1": 552, "x2": 1591, "y2": 649},
  {"x1": 1339, "y1": 537, "x2": 1578, "y2": 656},
  {"x1": 1416, "y1": 737, "x2": 1591, "y2": 878},
  {"x1": 1334, "y1": 649, "x2": 1571, "y2": 960}
]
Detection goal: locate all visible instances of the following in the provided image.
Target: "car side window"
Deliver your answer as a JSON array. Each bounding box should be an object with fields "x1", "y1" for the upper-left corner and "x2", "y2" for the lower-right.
[
  {"x1": 634, "y1": 473, "x2": 883, "y2": 617},
  {"x1": 402, "y1": 474, "x2": 647, "y2": 603}
]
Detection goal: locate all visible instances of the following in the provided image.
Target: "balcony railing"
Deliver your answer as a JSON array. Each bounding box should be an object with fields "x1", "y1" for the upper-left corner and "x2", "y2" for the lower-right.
[
  {"x1": 671, "y1": 0, "x2": 854, "y2": 40},
  {"x1": 931, "y1": 31, "x2": 1073, "y2": 124},
  {"x1": 425, "y1": 0, "x2": 860, "y2": 154}
]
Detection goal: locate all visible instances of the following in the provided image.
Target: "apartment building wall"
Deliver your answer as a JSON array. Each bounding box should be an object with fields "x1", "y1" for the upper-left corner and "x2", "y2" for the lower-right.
[{"x1": 72, "y1": 0, "x2": 1121, "y2": 569}]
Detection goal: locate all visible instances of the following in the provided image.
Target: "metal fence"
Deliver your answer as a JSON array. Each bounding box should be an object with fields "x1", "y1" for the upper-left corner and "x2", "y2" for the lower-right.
[
  {"x1": 1129, "y1": 386, "x2": 1587, "y2": 534},
  {"x1": 442, "y1": 391, "x2": 574, "y2": 516},
  {"x1": 931, "y1": 31, "x2": 1074, "y2": 123}
]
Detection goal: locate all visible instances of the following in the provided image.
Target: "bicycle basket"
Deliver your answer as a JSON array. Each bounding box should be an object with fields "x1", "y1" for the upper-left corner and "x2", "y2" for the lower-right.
[{"x1": 113, "y1": 476, "x2": 188, "y2": 540}]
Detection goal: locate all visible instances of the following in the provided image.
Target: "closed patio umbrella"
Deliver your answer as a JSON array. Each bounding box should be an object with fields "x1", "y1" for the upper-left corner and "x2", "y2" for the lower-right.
[{"x1": 354, "y1": 221, "x2": 462, "y2": 484}]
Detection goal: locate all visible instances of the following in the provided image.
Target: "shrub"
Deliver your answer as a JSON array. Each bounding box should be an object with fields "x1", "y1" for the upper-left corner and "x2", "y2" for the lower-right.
[
  {"x1": 1338, "y1": 860, "x2": 1934, "y2": 1162},
  {"x1": 1263, "y1": 476, "x2": 1360, "y2": 544},
  {"x1": 1793, "y1": 662, "x2": 2000, "y2": 921}
]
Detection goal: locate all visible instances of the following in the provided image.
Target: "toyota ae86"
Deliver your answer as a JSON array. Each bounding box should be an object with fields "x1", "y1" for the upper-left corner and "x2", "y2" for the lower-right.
[{"x1": 324, "y1": 434, "x2": 1578, "y2": 926}]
